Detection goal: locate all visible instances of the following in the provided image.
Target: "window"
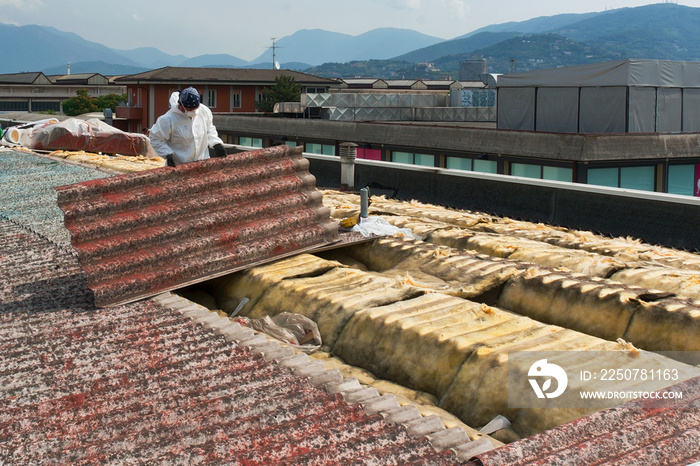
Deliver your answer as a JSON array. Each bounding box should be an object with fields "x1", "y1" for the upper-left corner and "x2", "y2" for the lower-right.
[
  {"x1": 305, "y1": 143, "x2": 335, "y2": 155},
  {"x1": 511, "y1": 163, "x2": 541, "y2": 179},
  {"x1": 588, "y1": 167, "x2": 619, "y2": 188},
  {"x1": 620, "y1": 166, "x2": 655, "y2": 191},
  {"x1": 511, "y1": 163, "x2": 573, "y2": 182},
  {"x1": 446, "y1": 157, "x2": 472, "y2": 171},
  {"x1": 414, "y1": 153, "x2": 435, "y2": 167},
  {"x1": 0, "y1": 101, "x2": 28, "y2": 111},
  {"x1": 207, "y1": 90, "x2": 217, "y2": 109},
  {"x1": 588, "y1": 166, "x2": 655, "y2": 192},
  {"x1": 31, "y1": 101, "x2": 60, "y2": 112},
  {"x1": 446, "y1": 156, "x2": 497, "y2": 174},
  {"x1": 543, "y1": 166, "x2": 573, "y2": 182},
  {"x1": 239, "y1": 136, "x2": 262, "y2": 148},
  {"x1": 668, "y1": 164, "x2": 695, "y2": 196},
  {"x1": 232, "y1": 92, "x2": 241, "y2": 109},
  {"x1": 391, "y1": 151, "x2": 435, "y2": 167},
  {"x1": 473, "y1": 159, "x2": 498, "y2": 174},
  {"x1": 392, "y1": 151, "x2": 413, "y2": 164}
]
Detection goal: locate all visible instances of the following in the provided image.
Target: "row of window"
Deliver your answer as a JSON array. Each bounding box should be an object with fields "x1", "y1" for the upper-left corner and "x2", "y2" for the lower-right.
[
  {"x1": 236, "y1": 136, "x2": 700, "y2": 197},
  {"x1": 0, "y1": 101, "x2": 60, "y2": 112},
  {"x1": 205, "y1": 87, "x2": 326, "y2": 111}
]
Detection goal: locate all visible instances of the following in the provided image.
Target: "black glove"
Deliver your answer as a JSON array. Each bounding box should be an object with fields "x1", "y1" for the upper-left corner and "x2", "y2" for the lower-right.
[
  {"x1": 165, "y1": 154, "x2": 175, "y2": 167},
  {"x1": 213, "y1": 144, "x2": 226, "y2": 158}
]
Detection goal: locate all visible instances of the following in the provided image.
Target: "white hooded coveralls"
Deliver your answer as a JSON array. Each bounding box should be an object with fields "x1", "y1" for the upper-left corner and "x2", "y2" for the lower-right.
[{"x1": 149, "y1": 91, "x2": 224, "y2": 165}]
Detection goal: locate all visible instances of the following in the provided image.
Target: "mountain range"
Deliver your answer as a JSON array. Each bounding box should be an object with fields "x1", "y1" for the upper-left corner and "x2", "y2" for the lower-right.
[{"x1": 5, "y1": 3, "x2": 700, "y2": 78}]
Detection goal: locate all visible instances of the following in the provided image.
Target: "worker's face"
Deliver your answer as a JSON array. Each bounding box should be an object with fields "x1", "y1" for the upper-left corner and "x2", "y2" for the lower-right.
[{"x1": 179, "y1": 103, "x2": 199, "y2": 118}]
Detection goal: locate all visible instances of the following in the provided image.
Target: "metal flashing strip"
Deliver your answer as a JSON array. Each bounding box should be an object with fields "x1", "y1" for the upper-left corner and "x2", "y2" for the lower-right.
[
  {"x1": 151, "y1": 292, "x2": 494, "y2": 462},
  {"x1": 56, "y1": 145, "x2": 339, "y2": 307}
]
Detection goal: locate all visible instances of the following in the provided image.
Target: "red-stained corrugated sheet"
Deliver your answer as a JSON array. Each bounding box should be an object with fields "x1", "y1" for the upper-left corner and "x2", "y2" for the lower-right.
[
  {"x1": 470, "y1": 375, "x2": 700, "y2": 466},
  {"x1": 0, "y1": 218, "x2": 462, "y2": 465},
  {"x1": 55, "y1": 145, "x2": 339, "y2": 307}
]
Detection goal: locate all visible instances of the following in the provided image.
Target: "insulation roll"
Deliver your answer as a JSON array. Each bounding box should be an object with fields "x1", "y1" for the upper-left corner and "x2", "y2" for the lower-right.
[
  {"x1": 335, "y1": 294, "x2": 516, "y2": 396},
  {"x1": 243, "y1": 265, "x2": 422, "y2": 348},
  {"x1": 496, "y1": 268, "x2": 641, "y2": 342},
  {"x1": 610, "y1": 266, "x2": 700, "y2": 301},
  {"x1": 210, "y1": 253, "x2": 341, "y2": 315},
  {"x1": 508, "y1": 248, "x2": 626, "y2": 278},
  {"x1": 623, "y1": 296, "x2": 700, "y2": 362}
]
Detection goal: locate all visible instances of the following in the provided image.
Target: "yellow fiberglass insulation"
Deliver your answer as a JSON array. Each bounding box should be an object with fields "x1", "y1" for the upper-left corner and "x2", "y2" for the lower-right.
[{"x1": 222, "y1": 250, "x2": 698, "y2": 438}]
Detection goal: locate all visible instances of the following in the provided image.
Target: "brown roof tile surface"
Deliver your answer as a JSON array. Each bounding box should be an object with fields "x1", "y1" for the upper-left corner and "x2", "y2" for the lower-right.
[{"x1": 114, "y1": 66, "x2": 338, "y2": 85}]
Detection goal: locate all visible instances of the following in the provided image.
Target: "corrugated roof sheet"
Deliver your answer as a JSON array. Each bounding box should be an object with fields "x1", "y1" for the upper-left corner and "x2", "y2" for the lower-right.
[
  {"x1": 0, "y1": 150, "x2": 475, "y2": 464},
  {"x1": 5, "y1": 144, "x2": 700, "y2": 464},
  {"x1": 470, "y1": 375, "x2": 700, "y2": 465},
  {"x1": 55, "y1": 145, "x2": 340, "y2": 307},
  {"x1": 0, "y1": 218, "x2": 466, "y2": 465}
]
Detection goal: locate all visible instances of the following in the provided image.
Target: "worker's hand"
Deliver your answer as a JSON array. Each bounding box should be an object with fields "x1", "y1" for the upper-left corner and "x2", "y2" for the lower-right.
[
  {"x1": 213, "y1": 144, "x2": 226, "y2": 158},
  {"x1": 165, "y1": 154, "x2": 175, "y2": 167}
]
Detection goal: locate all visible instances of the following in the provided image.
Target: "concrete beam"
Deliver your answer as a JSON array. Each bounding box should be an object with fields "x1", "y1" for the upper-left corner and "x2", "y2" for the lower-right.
[{"x1": 213, "y1": 115, "x2": 700, "y2": 162}]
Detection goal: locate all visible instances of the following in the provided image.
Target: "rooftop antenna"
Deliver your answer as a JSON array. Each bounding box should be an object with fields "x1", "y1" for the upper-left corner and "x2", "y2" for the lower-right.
[{"x1": 271, "y1": 38, "x2": 278, "y2": 70}]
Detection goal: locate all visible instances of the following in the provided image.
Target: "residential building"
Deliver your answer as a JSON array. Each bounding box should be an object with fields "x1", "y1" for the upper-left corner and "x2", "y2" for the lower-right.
[{"x1": 113, "y1": 67, "x2": 339, "y2": 133}]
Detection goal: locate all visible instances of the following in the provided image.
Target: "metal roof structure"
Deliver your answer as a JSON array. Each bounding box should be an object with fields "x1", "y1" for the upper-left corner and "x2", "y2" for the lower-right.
[
  {"x1": 55, "y1": 145, "x2": 341, "y2": 308},
  {"x1": 0, "y1": 71, "x2": 52, "y2": 85}
]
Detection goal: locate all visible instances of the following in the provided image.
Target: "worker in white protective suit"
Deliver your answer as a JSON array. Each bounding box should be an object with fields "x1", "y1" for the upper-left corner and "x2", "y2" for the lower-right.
[{"x1": 149, "y1": 87, "x2": 226, "y2": 166}]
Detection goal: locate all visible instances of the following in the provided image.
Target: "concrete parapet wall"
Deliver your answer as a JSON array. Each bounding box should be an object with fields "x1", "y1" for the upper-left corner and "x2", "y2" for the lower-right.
[
  {"x1": 307, "y1": 154, "x2": 700, "y2": 251},
  {"x1": 214, "y1": 116, "x2": 700, "y2": 162}
]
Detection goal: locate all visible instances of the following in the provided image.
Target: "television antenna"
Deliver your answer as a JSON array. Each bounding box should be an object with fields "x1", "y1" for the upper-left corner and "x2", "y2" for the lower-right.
[{"x1": 270, "y1": 37, "x2": 284, "y2": 70}]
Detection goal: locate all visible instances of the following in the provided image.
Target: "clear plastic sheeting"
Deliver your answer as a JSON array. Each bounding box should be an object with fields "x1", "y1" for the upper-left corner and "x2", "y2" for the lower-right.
[
  {"x1": 1, "y1": 118, "x2": 59, "y2": 146},
  {"x1": 3, "y1": 117, "x2": 156, "y2": 157},
  {"x1": 238, "y1": 312, "x2": 322, "y2": 353},
  {"x1": 351, "y1": 216, "x2": 419, "y2": 239}
]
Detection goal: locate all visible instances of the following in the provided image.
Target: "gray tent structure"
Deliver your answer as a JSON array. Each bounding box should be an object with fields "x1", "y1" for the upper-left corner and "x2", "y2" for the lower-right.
[{"x1": 496, "y1": 59, "x2": 700, "y2": 134}]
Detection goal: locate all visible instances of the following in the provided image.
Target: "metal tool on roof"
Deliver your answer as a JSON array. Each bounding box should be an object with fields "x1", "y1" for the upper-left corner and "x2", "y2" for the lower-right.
[{"x1": 55, "y1": 145, "x2": 365, "y2": 308}]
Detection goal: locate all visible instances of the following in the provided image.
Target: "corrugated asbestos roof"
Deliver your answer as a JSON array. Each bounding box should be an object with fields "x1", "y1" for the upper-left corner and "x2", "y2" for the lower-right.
[
  {"x1": 470, "y1": 375, "x2": 700, "y2": 466},
  {"x1": 0, "y1": 220, "x2": 466, "y2": 465},
  {"x1": 55, "y1": 145, "x2": 340, "y2": 307},
  {"x1": 0, "y1": 149, "x2": 475, "y2": 464},
  {"x1": 3, "y1": 148, "x2": 700, "y2": 464}
]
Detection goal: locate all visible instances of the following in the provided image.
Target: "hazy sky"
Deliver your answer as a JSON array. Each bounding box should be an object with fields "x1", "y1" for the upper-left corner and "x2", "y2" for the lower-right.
[{"x1": 1, "y1": 0, "x2": 698, "y2": 61}]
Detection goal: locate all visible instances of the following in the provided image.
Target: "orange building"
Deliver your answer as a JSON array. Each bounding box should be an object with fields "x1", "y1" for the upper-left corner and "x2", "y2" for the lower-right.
[{"x1": 114, "y1": 67, "x2": 338, "y2": 133}]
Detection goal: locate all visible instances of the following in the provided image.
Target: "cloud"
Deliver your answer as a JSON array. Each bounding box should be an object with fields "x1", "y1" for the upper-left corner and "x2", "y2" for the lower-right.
[
  {"x1": 0, "y1": 0, "x2": 42, "y2": 9},
  {"x1": 446, "y1": 0, "x2": 468, "y2": 20}
]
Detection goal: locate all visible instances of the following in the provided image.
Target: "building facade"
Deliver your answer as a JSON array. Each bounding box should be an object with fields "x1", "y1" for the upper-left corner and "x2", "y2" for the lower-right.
[
  {"x1": 114, "y1": 67, "x2": 339, "y2": 133},
  {"x1": 0, "y1": 72, "x2": 123, "y2": 114}
]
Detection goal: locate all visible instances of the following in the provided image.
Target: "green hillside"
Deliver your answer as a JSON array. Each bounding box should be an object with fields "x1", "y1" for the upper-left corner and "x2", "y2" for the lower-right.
[
  {"x1": 438, "y1": 34, "x2": 620, "y2": 75},
  {"x1": 305, "y1": 3, "x2": 700, "y2": 79}
]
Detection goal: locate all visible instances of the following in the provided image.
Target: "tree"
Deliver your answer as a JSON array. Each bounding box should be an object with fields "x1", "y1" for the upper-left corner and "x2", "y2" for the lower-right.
[
  {"x1": 96, "y1": 93, "x2": 126, "y2": 112},
  {"x1": 62, "y1": 89, "x2": 97, "y2": 116},
  {"x1": 62, "y1": 89, "x2": 126, "y2": 116},
  {"x1": 256, "y1": 75, "x2": 302, "y2": 113}
]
